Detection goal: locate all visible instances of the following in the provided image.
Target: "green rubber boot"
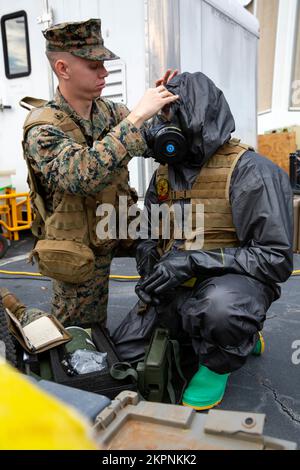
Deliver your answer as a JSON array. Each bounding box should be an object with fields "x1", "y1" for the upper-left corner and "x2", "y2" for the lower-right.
[
  {"x1": 182, "y1": 365, "x2": 229, "y2": 411},
  {"x1": 252, "y1": 332, "x2": 265, "y2": 356}
]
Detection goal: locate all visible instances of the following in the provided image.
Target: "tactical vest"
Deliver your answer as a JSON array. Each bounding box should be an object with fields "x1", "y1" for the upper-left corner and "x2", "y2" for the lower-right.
[
  {"x1": 155, "y1": 139, "x2": 253, "y2": 253},
  {"x1": 21, "y1": 97, "x2": 136, "y2": 283}
]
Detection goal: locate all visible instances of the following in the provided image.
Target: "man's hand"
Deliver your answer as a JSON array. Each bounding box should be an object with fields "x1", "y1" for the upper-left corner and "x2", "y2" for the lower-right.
[
  {"x1": 127, "y1": 86, "x2": 179, "y2": 128},
  {"x1": 139, "y1": 251, "x2": 194, "y2": 296},
  {"x1": 156, "y1": 69, "x2": 179, "y2": 120},
  {"x1": 135, "y1": 278, "x2": 161, "y2": 306},
  {"x1": 136, "y1": 243, "x2": 161, "y2": 278},
  {"x1": 155, "y1": 69, "x2": 179, "y2": 87}
]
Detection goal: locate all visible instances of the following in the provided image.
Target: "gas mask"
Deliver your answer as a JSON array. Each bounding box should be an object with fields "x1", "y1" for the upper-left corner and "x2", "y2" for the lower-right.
[{"x1": 144, "y1": 113, "x2": 188, "y2": 165}]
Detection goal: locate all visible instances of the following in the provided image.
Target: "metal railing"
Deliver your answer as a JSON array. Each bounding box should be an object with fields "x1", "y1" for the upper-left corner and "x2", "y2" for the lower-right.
[{"x1": 0, "y1": 188, "x2": 32, "y2": 241}]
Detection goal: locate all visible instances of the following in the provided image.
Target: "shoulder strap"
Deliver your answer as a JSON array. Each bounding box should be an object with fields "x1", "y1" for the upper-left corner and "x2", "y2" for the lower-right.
[
  {"x1": 168, "y1": 140, "x2": 253, "y2": 202},
  {"x1": 19, "y1": 96, "x2": 48, "y2": 111},
  {"x1": 23, "y1": 106, "x2": 86, "y2": 145},
  {"x1": 224, "y1": 140, "x2": 254, "y2": 201},
  {"x1": 190, "y1": 139, "x2": 253, "y2": 201},
  {"x1": 21, "y1": 97, "x2": 87, "y2": 226},
  {"x1": 23, "y1": 150, "x2": 48, "y2": 223},
  {"x1": 166, "y1": 339, "x2": 187, "y2": 404},
  {"x1": 225, "y1": 147, "x2": 249, "y2": 201},
  {"x1": 216, "y1": 138, "x2": 254, "y2": 156}
]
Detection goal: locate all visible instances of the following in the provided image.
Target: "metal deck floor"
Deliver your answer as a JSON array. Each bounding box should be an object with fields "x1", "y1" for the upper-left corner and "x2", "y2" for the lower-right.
[{"x1": 1, "y1": 234, "x2": 300, "y2": 446}]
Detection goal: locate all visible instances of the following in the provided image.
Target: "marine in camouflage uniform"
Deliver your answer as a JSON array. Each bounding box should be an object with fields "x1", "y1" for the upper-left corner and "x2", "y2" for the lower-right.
[{"x1": 24, "y1": 19, "x2": 147, "y2": 326}]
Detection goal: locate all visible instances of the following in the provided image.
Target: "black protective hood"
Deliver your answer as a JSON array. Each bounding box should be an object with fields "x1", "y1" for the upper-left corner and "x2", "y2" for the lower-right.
[{"x1": 166, "y1": 72, "x2": 235, "y2": 167}]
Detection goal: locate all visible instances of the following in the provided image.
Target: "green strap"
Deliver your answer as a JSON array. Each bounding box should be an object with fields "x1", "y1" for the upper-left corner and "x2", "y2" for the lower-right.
[
  {"x1": 165, "y1": 340, "x2": 187, "y2": 404},
  {"x1": 169, "y1": 339, "x2": 187, "y2": 403},
  {"x1": 110, "y1": 362, "x2": 138, "y2": 382},
  {"x1": 166, "y1": 346, "x2": 176, "y2": 404}
]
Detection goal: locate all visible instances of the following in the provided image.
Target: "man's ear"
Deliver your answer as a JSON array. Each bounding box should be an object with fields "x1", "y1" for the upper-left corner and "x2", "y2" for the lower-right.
[{"x1": 55, "y1": 59, "x2": 70, "y2": 80}]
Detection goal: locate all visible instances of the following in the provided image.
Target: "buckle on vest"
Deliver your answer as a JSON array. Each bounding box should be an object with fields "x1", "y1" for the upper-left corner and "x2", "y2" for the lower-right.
[
  {"x1": 170, "y1": 190, "x2": 187, "y2": 200},
  {"x1": 230, "y1": 138, "x2": 241, "y2": 145}
]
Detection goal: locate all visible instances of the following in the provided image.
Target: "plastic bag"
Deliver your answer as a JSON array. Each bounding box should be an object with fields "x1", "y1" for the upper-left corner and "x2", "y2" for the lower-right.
[
  {"x1": 62, "y1": 349, "x2": 108, "y2": 375},
  {"x1": 111, "y1": 300, "x2": 158, "y2": 363}
]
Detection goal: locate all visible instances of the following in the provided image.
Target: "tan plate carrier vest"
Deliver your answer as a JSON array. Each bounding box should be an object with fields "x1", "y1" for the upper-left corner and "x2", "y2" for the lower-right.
[
  {"x1": 21, "y1": 97, "x2": 136, "y2": 283},
  {"x1": 155, "y1": 139, "x2": 254, "y2": 254}
]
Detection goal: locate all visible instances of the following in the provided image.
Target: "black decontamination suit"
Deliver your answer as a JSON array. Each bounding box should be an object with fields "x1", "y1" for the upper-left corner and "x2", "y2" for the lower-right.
[{"x1": 113, "y1": 72, "x2": 294, "y2": 374}]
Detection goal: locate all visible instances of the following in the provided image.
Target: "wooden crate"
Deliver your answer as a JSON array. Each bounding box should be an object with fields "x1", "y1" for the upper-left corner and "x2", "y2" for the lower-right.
[
  {"x1": 258, "y1": 132, "x2": 297, "y2": 175},
  {"x1": 293, "y1": 196, "x2": 300, "y2": 253},
  {"x1": 266, "y1": 125, "x2": 300, "y2": 149}
]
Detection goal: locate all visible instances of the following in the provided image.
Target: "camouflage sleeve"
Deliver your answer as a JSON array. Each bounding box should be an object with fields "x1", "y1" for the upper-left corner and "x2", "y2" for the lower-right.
[
  {"x1": 105, "y1": 100, "x2": 151, "y2": 145},
  {"x1": 104, "y1": 100, "x2": 151, "y2": 156},
  {"x1": 26, "y1": 118, "x2": 147, "y2": 196},
  {"x1": 103, "y1": 99, "x2": 151, "y2": 155},
  {"x1": 110, "y1": 101, "x2": 131, "y2": 122}
]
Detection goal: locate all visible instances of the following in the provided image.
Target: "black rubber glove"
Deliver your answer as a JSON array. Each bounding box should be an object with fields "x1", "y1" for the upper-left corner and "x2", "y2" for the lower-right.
[
  {"x1": 135, "y1": 277, "x2": 161, "y2": 306},
  {"x1": 136, "y1": 240, "x2": 161, "y2": 278},
  {"x1": 141, "y1": 250, "x2": 195, "y2": 296},
  {"x1": 135, "y1": 241, "x2": 161, "y2": 304}
]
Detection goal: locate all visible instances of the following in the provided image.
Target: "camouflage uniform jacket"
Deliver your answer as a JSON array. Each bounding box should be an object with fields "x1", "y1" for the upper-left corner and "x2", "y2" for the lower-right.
[{"x1": 25, "y1": 88, "x2": 147, "y2": 214}]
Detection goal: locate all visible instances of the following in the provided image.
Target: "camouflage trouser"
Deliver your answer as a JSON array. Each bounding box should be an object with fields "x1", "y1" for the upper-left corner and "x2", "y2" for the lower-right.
[{"x1": 51, "y1": 254, "x2": 112, "y2": 327}]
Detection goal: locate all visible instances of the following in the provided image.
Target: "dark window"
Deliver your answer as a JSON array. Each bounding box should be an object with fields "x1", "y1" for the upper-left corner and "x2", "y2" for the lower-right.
[{"x1": 1, "y1": 10, "x2": 31, "y2": 79}]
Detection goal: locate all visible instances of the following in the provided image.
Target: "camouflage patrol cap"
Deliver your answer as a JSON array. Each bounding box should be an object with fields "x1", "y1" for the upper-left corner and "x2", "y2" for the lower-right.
[{"x1": 43, "y1": 18, "x2": 119, "y2": 61}]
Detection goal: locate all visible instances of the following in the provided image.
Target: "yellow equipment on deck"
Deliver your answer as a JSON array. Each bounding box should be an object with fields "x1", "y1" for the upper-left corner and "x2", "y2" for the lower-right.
[
  {"x1": 0, "y1": 360, "x2": 98, "y2": 450},
  {"x1": 0, "y1": 187, "x2": 32, "y2": 241}
]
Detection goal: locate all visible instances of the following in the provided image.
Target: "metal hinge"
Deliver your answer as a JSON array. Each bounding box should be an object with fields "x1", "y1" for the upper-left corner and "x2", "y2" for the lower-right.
[
  {"x1": 0, "y1": 103, "x2": 12, "y2": 112},
  {"x1": 37, "y1": 10, "x2": 53, "y2": 26},
  {"x1": 204, "y1": 409, "x2": 266, "y2": 444}
]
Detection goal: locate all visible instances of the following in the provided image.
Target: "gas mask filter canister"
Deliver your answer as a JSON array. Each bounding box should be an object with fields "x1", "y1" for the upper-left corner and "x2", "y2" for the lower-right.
[{"x1": 146, "y1": 119, "x2": 188, "y2": 165}]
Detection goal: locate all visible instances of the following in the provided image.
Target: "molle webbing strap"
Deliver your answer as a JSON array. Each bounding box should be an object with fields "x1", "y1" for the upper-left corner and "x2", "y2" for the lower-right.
[
  {"x1": 205, "y1": 154, "x2": 239, "y2": 168},
  {"x1": 225, "y1": 148, "x2": 249, "y2": 201},
  {"x1": 21, "y1": 100, "x2": 87, "y2": 225},
  {"x1": 23, "y1": 152, "x2": 48, "y2": 223},
  {"x1": 184, "y1": 143, "x2": 252, "y2": 201},
  {"x1": 155, "y1": 140, "x2": 254, "y2": 252},
  {"x1": 155, "y1": 142, "x2": 252, "y2": 203},
  {"x1": 169, "y1": 189, "x2": 227, "y2": 200}
]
